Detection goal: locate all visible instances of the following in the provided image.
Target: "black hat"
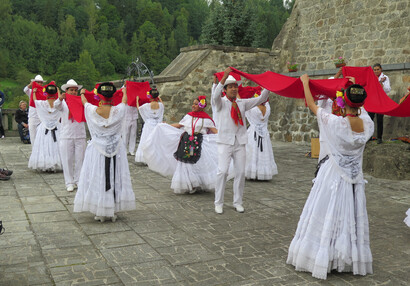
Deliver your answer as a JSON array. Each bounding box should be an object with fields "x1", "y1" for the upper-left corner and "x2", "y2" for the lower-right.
[
  {"x1": 149, "y1": 88, "x2": 159, "y2": 99},
  {"x1": 344, "y1": 84, "x2": 367, "y2": 108},
  {"x1": 97, "y1": 82, "x2": 116, "y2": 98},
  {"x1": 45, "y1": 84, "x2": 58, "y2": 95}
]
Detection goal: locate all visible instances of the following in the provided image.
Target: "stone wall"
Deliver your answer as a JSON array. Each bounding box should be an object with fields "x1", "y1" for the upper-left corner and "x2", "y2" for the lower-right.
[
  {"x1": 154, "y1": 45, "x2": 273, "y2": 123},
  {"x1": 272, "y1": 0, "x2": 410, "y2": 71},
  {"x1": 122, "y1": 0, "x2": 410, "y2": 143},
  {"x1": 268, "y1": 0, "x2": 410, "y2": 142}
]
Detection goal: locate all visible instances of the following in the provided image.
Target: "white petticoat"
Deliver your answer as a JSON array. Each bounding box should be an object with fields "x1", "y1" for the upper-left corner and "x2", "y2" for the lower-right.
[
  {"x1": 245, "y1": 125, "x2": 278, "y2": 180},
  {"x1": 142, "y1": 123, "x2": 220, "y2": 194},
  {"x1": 73, "y1": 141, "x2": 136, "y2": 217},
  {"x1": 286, "y1": 161, "x2": 373, "y2": 279},
  {"x1": 28, "y1": 124, "x2": 62, "y2": 171}
]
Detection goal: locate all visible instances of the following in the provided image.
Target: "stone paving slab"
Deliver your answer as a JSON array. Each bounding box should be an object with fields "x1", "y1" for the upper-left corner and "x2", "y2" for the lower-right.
[{"x1": 0, "y1": 137, "x2": 409, "y2": 285}]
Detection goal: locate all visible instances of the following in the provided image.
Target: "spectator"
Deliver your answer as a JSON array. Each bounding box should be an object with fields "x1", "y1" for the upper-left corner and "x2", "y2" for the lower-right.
[
  {"x1": 15, "y1": 100, "x2": 30, "y2": 144},
  {"x1": 368, "y1": 63, "x2": 391, "y2": 144}
]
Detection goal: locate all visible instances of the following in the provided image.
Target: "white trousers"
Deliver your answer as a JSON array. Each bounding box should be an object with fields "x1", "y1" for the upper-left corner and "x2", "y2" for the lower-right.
[
  {"x1": 214, "y1": 139, "x2": 246, "y2": 207},
  {"x1": 59, "y1": 138, "x2": 86, "y2": 187},
  {"x1": 122, "y1": 119, "x2": 138, "y2": 154},
  {"x1": 28, "y1": 116, "x2": 41, "y2": 146}
]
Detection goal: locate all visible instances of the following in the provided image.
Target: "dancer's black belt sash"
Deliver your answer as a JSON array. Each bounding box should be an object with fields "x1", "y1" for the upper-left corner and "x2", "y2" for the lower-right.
[
  {"x1": 45, "y1": 127, "x2": 58, "y2": 142},
  {"x1": 254, "y1": 131, "x2": 263, "y2": 152},
  {"x1": 105, "y1": 155, "x2": 117, "y2": 199},
  {"x1": 314, "y1": 155, "x2": 329, "y2": 178}
]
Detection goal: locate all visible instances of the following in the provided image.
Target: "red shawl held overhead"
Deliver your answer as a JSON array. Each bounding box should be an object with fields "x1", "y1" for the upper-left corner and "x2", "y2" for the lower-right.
[
  {"x1": 214, "y1": 71, "x2": 262, "y2": 99},
  {"x1": 126, "y1": 81, "x2": 151, "y2": 107},
  {"x1": 29, "y1": 81, "x2": 47, "y2": 107},
  {"x1": 64, "y1": 81, "x2": 153, "y2": 123},
  {"x1": 230, "y1": 67, "x2": 410, "y2": 117}
]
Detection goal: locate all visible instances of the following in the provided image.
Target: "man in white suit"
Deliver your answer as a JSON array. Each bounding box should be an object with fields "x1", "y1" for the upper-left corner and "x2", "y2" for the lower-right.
[
  {"x1": 212, "y1": 67, "x2": 270, "y2": 214},
  {"x1": 55, "y1": 79, "x2": 86, "y2": 192}
]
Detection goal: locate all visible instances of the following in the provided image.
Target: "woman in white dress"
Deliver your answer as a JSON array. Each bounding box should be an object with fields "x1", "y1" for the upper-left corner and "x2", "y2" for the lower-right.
[
  {"x1": 287, "y1": 75, "x2": 374, "y2": 280},
  {"x1": 28, "y1": 83, "x2": 62, "y2": 172},
  {"x1": 245, "y1": 100, "x2": 278, "y2": 180},
  {"x1": 142, "y1": 96, "x2": 219, "y2": 194},
  {"x1": 73, "y1": 82, "x2": 135, "y2": 222},
  {"x1": 135, "y1": 89, "x2": 164, "y2": 163}
]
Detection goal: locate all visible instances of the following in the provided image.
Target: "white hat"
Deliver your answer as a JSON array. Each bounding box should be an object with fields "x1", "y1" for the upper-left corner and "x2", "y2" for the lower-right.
[
  {"x1": 30, "y1": 75, "x2": 46, "y2": 83},
  {"x1": 61, "y1": 79, "x2": 83, "y2": 91},
  {"x1": 224, "y1": 75, "x2": 238, "y2": 87}
]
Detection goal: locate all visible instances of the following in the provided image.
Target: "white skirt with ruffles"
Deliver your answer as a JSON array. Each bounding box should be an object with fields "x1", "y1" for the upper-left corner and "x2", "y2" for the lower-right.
[
  {"x1": 286, "y1": 160, "x2": 373, "y2": 279},
  {"x1": 73, "y1": 141, "x2": 135, "y2": 217},
  {"x1": 28, "y1": 124, "x2": 62, "y2": 172}
]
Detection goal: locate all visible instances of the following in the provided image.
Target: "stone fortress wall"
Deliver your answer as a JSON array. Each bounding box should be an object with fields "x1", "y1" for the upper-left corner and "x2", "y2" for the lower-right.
[{"x1": 134, "y1": 0, "x2": 410, "y2": 143}]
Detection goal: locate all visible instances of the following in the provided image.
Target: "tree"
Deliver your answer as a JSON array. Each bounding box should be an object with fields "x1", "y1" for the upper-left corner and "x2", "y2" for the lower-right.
[
  {"x1": 201, "y1": 0, "x2": 290, "y2": 49},
  {"x1": 0, "y1": 0, "x2": 12, "y2": 20},
  {"x1": 174, "y1": 8, "x2": 189, "y2": 49},
  {"x1": 167, "y1": 31, "x2": 178, "y2": 60},
  {"x1": 75, "y1": 50, "x2": 99, "y2": 90},
  {"x1": 0, "y1": 48, "x2": 10, "y2": 77}
]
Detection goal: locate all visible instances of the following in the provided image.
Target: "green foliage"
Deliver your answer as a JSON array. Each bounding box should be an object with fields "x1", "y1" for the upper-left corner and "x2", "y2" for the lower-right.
[
  {"x1": 201, "y1": 0, "x2": 290, "y2": 49},
  {"x1": 1, "y1": 0, "x2": 291, "y2": 107},
  {"x1": 0, "y1": 0, "x2": 12, "y2": 19},
  {"x1": 0, "y1": 78, "x2": 26, "y2": 109}
]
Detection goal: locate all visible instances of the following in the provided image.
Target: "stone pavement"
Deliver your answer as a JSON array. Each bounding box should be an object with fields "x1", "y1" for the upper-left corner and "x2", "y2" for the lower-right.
[{"x1": 0, "y1": 137, "x2": 409, "y2": 286}]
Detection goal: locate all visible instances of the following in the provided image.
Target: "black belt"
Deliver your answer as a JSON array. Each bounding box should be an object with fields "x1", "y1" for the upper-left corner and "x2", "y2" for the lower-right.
[
  {"x1": 254, "y1": 131, "x2": 263, "y2": 152},
  {"x1": 45, "y1": 127, "x2": 58, "y2": 142},
  {"x1": 314, "y1": 154, "x2": 329, "y2": 178},
  {"x1": 105, "y1": 155, "x2": 117, "y2": 200}
]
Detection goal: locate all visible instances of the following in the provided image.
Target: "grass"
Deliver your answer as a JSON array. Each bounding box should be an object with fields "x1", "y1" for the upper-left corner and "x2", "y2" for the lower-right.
[{"x1": 0, "y1": 78, "x2": 19, "y2": 89}]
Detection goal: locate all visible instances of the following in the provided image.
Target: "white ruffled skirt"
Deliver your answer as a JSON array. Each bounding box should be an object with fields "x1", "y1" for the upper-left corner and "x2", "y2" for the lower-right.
[
  {"x1": 245, "y1": 126, "x2": 278, "y2": 180},
  {"x1": 135, "y1": 121, "x2": 157, "y2": 163},
  {"x1": 404, "y1": 208, "x2": 410, "y2": 227},
  {"x1": 73, "y1": 141, "x2": 135, "y2": 217},
  {"x1": 142, "y1": 123, "x2": 220, "y2": 194},
  {"x1": 286, "y1": 160, "x2": 373, "y2": 279},
  {"x1": 28, "y1": 124, "x2": 62, "y2": 172}
]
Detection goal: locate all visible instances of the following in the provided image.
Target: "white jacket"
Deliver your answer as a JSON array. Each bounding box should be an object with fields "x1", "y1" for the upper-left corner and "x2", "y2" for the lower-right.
[{"x1": 211, "y1": 83, "x2": 269, "y2": 145}]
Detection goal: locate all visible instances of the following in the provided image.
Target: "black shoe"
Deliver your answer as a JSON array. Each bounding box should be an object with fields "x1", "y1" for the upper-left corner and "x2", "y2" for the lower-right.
[
  {"x1": 0, "y1": 173, "x2": 10, "y2": 180},
  {"x1": 377, "y1": 139, "x2": 382, "y2": 144},
  {"x1": 0, "y1": 168, "x2": 13, "y2": 176}
]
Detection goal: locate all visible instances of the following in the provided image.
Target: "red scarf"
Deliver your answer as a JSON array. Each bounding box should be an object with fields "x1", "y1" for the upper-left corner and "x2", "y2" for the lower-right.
[
  {"x1": 187, "y1": 111, "x2": 215, "y2": 126},
  {"x1": 230, "y1": 66, "x2": 410, "y2": 117},
  {"x1": 227, "y1": 97, "x2": 243, "y2": 126}
]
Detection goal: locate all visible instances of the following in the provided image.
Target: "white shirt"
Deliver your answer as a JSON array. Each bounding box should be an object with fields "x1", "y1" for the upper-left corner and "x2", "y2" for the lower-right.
[
  {"x1": 179, "y1": 114, "x2": 215, "y2": 135},
  {"x1": 24, "y1": 85, "x2": 38, "y2": 119},
  {"x1": 378, "y1": 72, "x2": 391, "y2": 94},
  {"x1": 212, "y1": 83, "x2": 269, "y2": 145},
  {"x1": 125, "y1": 105, "x2": 139, "y2": 121},
  {"x1": 54, "y1": 98, "x2": 86, "y2": 139}
]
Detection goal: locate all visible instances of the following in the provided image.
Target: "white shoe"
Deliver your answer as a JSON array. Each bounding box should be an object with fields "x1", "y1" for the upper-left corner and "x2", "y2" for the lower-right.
[
  {"x1": 215, "y1": 205, "x2": 223, "y2": 214},
  {"x1": 235, "y1": 205, "x2": 245, "y2": 213},
  {"x1": 130, "y1": 152, "x2": 135, "y2": 156},
  {"x1": 111, "y1": 215, "x2": 117, "y2": 222},
  {"x1": 66, "y1": 185, "x2": 74, "y2": 192}
]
